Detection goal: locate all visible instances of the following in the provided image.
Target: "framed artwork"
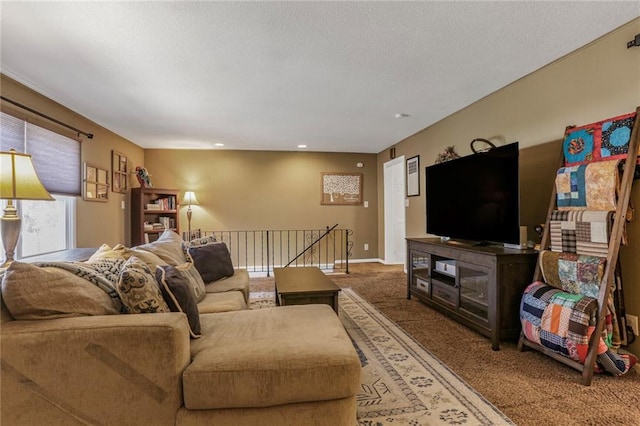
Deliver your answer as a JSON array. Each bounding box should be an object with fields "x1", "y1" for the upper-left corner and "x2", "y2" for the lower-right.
[
  {"x1": 406, "y1": 155, "x2": 420, "y2": 197},
  {"x1": 84, "y1": 162, "x2": 109, "y2": 202},
  {"x1": 321, "y1": 172, "x2": 363, "y2": 205},
  {"x1": 112, "y1": 150, "x2": 128, "y2": 193}
]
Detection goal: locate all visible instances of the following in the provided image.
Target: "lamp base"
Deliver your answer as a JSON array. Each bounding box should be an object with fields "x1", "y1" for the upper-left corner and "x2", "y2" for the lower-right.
[{"x1": 1, "y1": 203, "x2": 21, "y2": 268}]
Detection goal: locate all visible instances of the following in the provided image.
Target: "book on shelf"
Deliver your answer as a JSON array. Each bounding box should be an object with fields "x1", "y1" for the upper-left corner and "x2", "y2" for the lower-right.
[
  {"x1": 158, "y1": 217, "x2": 171, "y2": 230},
  {"x1": 150, "y1": 196, "x2": 177, "y2": 211}
]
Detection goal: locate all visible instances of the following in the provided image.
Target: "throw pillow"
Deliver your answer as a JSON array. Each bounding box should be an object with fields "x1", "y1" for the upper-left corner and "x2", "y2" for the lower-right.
[
  {"x1": 176, "y1": 255, "x2": 207, "y2": 302},
  {"x1": 116, "y1": 246, "x2": 169, "y2": 271},
  {"x1": 1, "y1": 261, "x2": 120, "y2": 320},
  {"x1": 188, "y1": 234, "x2": 217, "y2": 247},
  {"x1": 88, "y1": 244, "x2": 126, "y2": 262},
  {"x1": 188, "y1": 242, "x2": 235, "y2": 283},
  {"x1": 134, "y1": 230, "x2": 187, "y2": 265},
  {"x1": 117, "y1": 257, "x2": 170, "y2": 314},
  {"x1": 155, "y1": 265, "x2": 202, "y2": 338}
]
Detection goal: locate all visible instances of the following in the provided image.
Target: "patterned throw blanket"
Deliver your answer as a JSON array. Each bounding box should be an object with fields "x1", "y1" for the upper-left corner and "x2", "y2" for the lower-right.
[
  {"x1": 35, "y1": 258, "x2": 126, "y2": 313},
  {"x1": 520, "y1": 282, "x2": 635, "y2": 376}
]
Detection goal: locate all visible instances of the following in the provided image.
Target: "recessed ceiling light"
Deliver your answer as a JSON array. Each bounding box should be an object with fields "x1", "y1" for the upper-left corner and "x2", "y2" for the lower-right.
[
  {"x1": 297, "y1": 144, "x2": 307, "y2": 148},
  {"x1": 214, "y1": 143, "x2": 224, "y2": 147},
  {"x1": 395, "y1": 113, "x2": 410, "y2": 119}
]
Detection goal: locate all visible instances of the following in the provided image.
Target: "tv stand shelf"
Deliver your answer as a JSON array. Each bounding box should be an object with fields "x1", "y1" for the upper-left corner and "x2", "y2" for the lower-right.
[{"x1": 407, "y1": 238, "x2": 537, "y2": 350}]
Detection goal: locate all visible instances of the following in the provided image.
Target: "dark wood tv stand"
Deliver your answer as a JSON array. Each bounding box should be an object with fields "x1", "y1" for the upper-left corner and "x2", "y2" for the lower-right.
[{"x1": 407, "y1": 238, "x2": 537, "y2": 350}]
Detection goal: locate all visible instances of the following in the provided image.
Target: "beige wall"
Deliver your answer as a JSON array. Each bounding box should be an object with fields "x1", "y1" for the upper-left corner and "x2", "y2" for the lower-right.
[
  {"x1": 1, "y1": 75, "x2": 144, "y2": 247},
  {"x1": 143, "y1": 149, "x2": 378, "y2": 259},
  {"x1": 378, "y1": 18, "x2": 640, "y2": 355}
]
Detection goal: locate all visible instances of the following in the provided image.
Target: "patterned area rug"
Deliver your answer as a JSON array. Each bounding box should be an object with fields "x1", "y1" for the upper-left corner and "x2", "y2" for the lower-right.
[{"x1": 249, "y1": 288, "x2": 514, "y2": 425}]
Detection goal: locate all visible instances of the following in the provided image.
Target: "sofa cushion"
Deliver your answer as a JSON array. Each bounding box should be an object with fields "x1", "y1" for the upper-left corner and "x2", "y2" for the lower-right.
[
  {"x1": 1, "y1": 261, "x2": 120, "y2": 319},
  {"x1": 117, "y1": 257, "x2": 170, "y2": 314},
  {"x1": 204, "y1": 269, "x2": 250, "y2": 303},
  {"x1": 135, "y1": 230, "x2": 187, "y2": 265},
  {"x1": 156, "y1": 265, "x2": 201, "y2": 338},
  {"x1": 184, "y1": 305, "x2": 361, "y2": 409},
  {"x1": 188, "y1": 242, "x2": 235, "y2": 283},
  {"x1": 197, "y1": 291, "x2": 247, "y2": 313}
]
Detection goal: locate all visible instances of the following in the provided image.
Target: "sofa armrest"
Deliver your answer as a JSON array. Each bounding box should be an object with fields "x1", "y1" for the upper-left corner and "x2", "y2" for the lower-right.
[{"x1": 1, "y1": 313, "x2": 191, "y2": 426}]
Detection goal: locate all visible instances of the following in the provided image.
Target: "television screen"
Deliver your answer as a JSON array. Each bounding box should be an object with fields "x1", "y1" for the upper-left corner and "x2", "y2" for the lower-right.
[{"x1": 425, "y1": 142, "x2": 520, "y2": 245}]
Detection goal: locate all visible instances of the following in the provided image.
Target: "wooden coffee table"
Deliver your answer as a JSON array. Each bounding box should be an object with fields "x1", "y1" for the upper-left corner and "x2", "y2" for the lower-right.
[{"x1": 273, "y1": 267, "x2": 340, "y2": 313}]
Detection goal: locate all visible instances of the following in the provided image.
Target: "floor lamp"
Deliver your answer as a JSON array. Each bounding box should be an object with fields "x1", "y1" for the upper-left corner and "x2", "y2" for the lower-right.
[
  {"x1": 181, "y1": 191, "x2": 199, "y2": 240},
  {"x1": 1, "y1": 149, "x2": 54, "y2": 268}
]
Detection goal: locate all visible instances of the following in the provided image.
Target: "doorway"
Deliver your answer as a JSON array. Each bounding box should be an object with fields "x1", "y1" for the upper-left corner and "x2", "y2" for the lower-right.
[{"x1": 384, "y1": 156, "x2": 406, "y2": 265}]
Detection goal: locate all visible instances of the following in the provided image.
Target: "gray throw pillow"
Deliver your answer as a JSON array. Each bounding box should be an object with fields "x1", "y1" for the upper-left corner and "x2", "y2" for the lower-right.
[
  {"x1": 188, "y1": 234, "x2": 217, "y2": 247},
  {"x1": 188, "y1": 242, "x2": 235, "y2": 283},
  {"x1": 155, "y1": 265, "x2": 201, "y2": 338}
]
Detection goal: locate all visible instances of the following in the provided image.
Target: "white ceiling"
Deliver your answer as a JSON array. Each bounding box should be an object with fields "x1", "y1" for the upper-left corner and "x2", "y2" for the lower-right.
[{"x1": 1, "y1": 2, "x2": 638, "y2": 153}]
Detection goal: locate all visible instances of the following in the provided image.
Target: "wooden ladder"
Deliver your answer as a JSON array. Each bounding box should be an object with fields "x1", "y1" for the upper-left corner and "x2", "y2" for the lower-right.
[{"x1": 517, "y1": 106, "x2": 640, "y2": 386}]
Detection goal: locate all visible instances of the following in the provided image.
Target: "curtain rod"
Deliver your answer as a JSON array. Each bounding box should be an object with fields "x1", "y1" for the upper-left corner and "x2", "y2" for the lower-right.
[{"x1": 0, "y1": 96, "x2": 94, "y2": 139}]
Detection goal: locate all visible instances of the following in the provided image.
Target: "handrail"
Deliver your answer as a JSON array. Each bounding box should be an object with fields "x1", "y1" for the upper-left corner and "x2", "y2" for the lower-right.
[
  {"x1": 196, "y1": 226, "x2": 352, "y2": 276},
  {"x1": 285, "y1": 224, "x2": 338, "y2": 267}
]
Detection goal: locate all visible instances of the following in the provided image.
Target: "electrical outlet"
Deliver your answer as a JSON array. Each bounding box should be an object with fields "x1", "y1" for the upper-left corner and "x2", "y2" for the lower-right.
[
  {"x1": 364, "y1": 243, "x2": 369, "y2": 251},
  {"x1": 627, "y1": 314, "x2": 639, "y2": 336}
]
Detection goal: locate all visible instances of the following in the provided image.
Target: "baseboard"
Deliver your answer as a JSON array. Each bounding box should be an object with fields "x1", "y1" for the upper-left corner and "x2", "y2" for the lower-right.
[{"x1": 347, "y1": 258, "x2": 385, "y2": 264}]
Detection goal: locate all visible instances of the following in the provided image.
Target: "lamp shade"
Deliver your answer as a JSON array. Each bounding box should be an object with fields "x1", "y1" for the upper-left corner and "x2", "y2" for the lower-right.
[
  {"x1": 181, "y1": 191, "x2": 199, "y2": 206},
  {"x1": 0, "y1": 150, "x2": 54, "y2": 200}
]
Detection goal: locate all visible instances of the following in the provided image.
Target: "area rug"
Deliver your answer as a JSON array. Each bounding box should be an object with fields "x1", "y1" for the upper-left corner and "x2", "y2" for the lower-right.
[{"x1": 249, "y1": 288, "x2": 513, "y2": 425}]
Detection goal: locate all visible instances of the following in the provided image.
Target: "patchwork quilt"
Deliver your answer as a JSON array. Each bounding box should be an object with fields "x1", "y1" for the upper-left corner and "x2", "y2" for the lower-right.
[
  {"x1": 555, "y1": 160, "x2": 620, "y2": 211},
  {"x1": 538, "y1": 251, "x2": 605, "y2": 298},
  {"x1": 563, "y1": 111, "x2": 637, "y2": 166},
  {"x1": 520, "y1": 282, "x2": 635, "y2": 376},
  {"x1": 549, "y1": 210, "x2": 612, "y2": 257}
]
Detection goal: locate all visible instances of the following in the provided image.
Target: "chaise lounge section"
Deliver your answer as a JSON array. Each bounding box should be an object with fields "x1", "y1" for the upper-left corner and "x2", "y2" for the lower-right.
[{"x1": 0, "y1": 231, "x2": 361, "y2": 425}]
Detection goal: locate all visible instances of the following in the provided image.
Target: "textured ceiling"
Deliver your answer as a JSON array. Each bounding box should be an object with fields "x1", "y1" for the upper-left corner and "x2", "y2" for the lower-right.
[{"x1": 1, "y1": 2, "x2": 638, "y2": 153}]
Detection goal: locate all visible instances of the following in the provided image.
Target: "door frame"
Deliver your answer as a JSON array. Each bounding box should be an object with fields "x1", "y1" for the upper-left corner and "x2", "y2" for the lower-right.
[{"x1": 383, "y1": 156, "x2": 406, "y2": 265}]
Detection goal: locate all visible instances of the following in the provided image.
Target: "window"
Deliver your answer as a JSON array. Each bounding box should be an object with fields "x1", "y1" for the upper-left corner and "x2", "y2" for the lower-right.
[
  {"x1": 1, "y1": 196, "x2": 76, "y2": 260},
  {"x1": 1, "y1": 112, "x2": 81, "y2": 195},
  {"x1": 1, "y1": 111, "x2": 80, "y2": 260}
]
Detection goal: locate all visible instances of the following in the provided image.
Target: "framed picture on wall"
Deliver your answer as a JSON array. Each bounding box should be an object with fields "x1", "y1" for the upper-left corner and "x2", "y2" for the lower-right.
[
  {"x1": 406, "y1": 155, "x2": 420, "y2": 197},
  {"x1": 84, "y1": 162, "x2": 109, "y2": 202},
  {"x1": 112, "y1": 150, "x2": 128, "y2": 193},
  {"x1": 321, "y1": 172, "x2": 363, "y2": 205}
]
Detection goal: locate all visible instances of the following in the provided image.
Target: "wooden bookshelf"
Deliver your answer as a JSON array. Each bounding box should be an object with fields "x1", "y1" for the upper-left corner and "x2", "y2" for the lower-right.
[{"x1": 131, "y1": 188, "x2": 180, "y2": 246}]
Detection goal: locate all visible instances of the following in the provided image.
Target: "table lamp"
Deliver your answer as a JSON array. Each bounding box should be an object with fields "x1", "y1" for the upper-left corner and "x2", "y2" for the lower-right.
[
  {"x1": 181, "y1": 191, "x2": 199, "y2": 240},
  {"x1": 1, "y1": 149, "x2": 54, "y2": 268}
]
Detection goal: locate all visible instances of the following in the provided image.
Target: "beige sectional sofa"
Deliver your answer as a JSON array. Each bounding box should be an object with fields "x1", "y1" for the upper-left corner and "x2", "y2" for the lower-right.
[{"x1": 0, "y1": 231, "x2": 361, "y2": 425}]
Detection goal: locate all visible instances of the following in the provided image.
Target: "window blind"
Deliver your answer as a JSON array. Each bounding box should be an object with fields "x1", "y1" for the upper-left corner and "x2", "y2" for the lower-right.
[{"x1": 1, "y1": 111, "x2": 81, "y2": 196}]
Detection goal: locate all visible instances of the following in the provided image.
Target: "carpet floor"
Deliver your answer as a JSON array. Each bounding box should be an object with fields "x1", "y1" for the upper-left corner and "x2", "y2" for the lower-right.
[{"x1": 250, "y1": 263, "x2": 640, "y2": 426}]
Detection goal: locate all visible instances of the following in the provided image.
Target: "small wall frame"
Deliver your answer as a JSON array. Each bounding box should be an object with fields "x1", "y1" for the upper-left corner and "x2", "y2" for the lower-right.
[
  {"x1": 84, "y1": 162, "x2": 109, "y2": 202},
  {"x1": 321, "y1": 172, "x2": 363, "y2": 205},
  {"x1": 406, "y1": 155, "x2": 420, "y2": 197},
  {"x1": 112, "y1": 150, "x2": 128, "y2": 193}
]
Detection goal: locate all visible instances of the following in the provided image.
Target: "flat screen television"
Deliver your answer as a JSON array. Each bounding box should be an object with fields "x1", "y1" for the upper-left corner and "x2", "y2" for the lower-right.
[{"x1": 425, "y1": 142, "x2": 520, "y2": 245}]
